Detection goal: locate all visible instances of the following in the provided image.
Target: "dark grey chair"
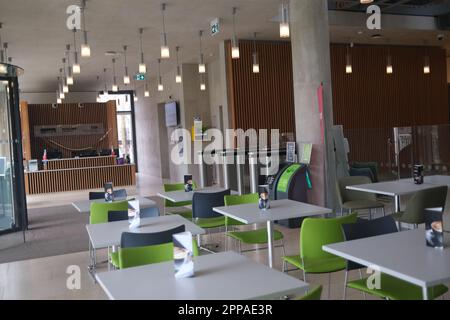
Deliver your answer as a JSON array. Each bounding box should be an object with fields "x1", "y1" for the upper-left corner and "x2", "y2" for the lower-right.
[{"x1": 120, "y1": 225, "x2": 186, "y2": 248}]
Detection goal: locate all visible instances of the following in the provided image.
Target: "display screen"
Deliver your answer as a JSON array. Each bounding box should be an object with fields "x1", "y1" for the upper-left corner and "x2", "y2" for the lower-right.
[{"x1": 165, "y1": 102, "x2": 179, "y2": 127}]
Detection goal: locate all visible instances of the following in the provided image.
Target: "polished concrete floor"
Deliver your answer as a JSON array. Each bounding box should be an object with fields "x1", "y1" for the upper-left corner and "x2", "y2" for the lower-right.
[{"x1": 1, "y1": 173, "x2": 449, "y2": 300}]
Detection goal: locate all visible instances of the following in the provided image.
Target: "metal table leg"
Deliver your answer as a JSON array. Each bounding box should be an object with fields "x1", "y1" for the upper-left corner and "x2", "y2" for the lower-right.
[
  {"x1": 267, "y1": 220, "x2": 275, "y2": 268},
  {"x1": 394, "y1": 195, "x2": 401, "y2": 213},
  {"x1": 422, "y1": 286, "x2": 429, "y2": 300}
]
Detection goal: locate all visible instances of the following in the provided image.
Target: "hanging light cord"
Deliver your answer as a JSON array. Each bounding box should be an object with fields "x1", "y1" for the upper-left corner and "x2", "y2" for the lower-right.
[
  {"x1": 72, "y1": 28, "x2": 78, "y2": 53},
  {"x1": 139, "y1": 29, "x2": 144, "y2": 55},
  {"x1": 232, "y1": 7, "x2": 237, "y2": 37},
  {"x1": 199, "y1": 31, "x2": 203, "y2": 55},
  {"x1": 161, "y1": 4, "x2": 167, "y2": 35},
  {"x1": 103, "y1": 68, "x2": 108, "y2": 92},
  {"x1": 176, "y1": 46, "x2": 180, "y2": 66}
]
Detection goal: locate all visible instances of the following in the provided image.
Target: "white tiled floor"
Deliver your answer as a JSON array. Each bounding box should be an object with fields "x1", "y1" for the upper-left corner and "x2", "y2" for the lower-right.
[{"x1": 1, "y1": 173, "x2": 448, "y2": 300}]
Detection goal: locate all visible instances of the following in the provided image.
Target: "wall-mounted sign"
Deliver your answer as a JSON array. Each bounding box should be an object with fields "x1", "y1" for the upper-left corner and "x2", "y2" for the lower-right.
[
  {"x1": 34, "y1": 123, "x2": 105, "y2": 137},
  {"x1": 210, "y1": 18, "x2": 220, "y2": 36},
  {"x1": 134, "y1": 74, "x2": 146, "y2": 81}
]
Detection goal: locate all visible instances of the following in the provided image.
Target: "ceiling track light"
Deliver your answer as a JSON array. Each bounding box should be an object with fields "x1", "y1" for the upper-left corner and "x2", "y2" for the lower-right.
[
  {"x1": 80, "y1": 0, "x2": 91, "y2": 57},
  {"x1": 160, "y1": 3, "x2": 170, "y2": 59},
  {"x1": 280, "y1": 3, "x2": 290, "y2": 38},
  {"x1": 66, "y1": 44, "x2": 74, "y2": 85},
  {"x1": 198, "y1": 31, "x2": 206, "y2": 74},
  {"x1": 176, "y1": 46, "x2": 182, "y2": 83},
  {"x1": 112, "y1": 58, "x2": 118, "y2": 92},
  {"x1": 123, "y1": 45, "x2": 130, "y2": 85},
  {"x1": 158, "y1": 58, "x2": 164, "y2": 91},
  {"x1": 252, "y1": 32, "x2": 260, "y2": 74},
  {"x1": 138, "y1": 28, "x2": 147, "y2": 74},
  {"x1": 72, "y1": 28, "x2": 81, "y2": 74},
  {"x1": 231, "y1": 7, "x2": 240, "y2": 59}
]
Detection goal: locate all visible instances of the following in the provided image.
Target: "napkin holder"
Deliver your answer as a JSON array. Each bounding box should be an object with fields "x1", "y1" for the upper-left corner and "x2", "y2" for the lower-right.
[{"x1": 173, "y1": 231, "x2": 194, "y2": 279}]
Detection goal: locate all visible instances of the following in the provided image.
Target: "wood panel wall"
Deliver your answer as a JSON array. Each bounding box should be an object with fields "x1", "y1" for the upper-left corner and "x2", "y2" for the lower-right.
[
  {"x1": 26, "y1": 102, "x2": 118, "y2": 159},
  {"x1": 46, "y1": 156, "x2": 117, "y2": 170},
  {"x1": 19, "y1": 101, "x2": 31, "y2": 161},
  {"x1": 25, "y1": 164, "x2": 136, "y2": 194},
  {"x1": 225, "y1": 40, "x2": 296, "y2": 136}
]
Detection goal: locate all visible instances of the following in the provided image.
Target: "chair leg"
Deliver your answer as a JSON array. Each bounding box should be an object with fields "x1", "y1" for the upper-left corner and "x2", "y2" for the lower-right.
[
  {"x1": 328, "y1": 273, "x2": 332, "y2": 300},
  {"x1": 382, "y1": 207, "x2": 386, "y2": 217},
  {"x1": 359, "y1": 269, "x2": 367, "y2": 300},
  {"x1": 303, "y1": 270, "x2": 307, "y2": 282},
  {"x1": 238, "y1": 241, "x2": 242, "y2": 254},
  {"x1": 340, "y1": 208, "x2": 343, "y2": 217},
  {"x1": 281, "y1": 239, "x2": 286, "y2": 257},
  {"x1": 343, "y1": 271, "x2": 348, "y2": 300},
  {"x1": 282, "y1": 260, "x2": 286, "y2": 273}
]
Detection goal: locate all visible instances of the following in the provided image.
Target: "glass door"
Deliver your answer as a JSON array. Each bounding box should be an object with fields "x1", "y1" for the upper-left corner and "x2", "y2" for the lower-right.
[{"x1": 0, "y1": 79, "x2": 15, "y2": 232}]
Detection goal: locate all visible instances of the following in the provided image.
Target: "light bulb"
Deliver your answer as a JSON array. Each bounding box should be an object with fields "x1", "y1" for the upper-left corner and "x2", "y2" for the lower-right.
[
  {"x1": 424, "y1": 66, "x2": 430, "y2": 74},
  {"x1": 139, "y1": 63, "x2": 147, "y2": 74},
  {"x1": 112, "y1": 84, "x2": 118, "y2": 92},
  {"x1": 280, "y1": 23, "x2": 290, "y2": 38},
  {"x1": 63, "y1": 85, "x2": 69, "y2": 93},
  {"x1": 60, "y1": 92, "x2": 65, "y2": 99},
  {"x1": 386, "y1": 65, "x2": 393, "y2": 74},
  {"x1": 144, "y1": 90, "x2": 150, "y2": 97},
  {"x1": 232, "y1": 46, "x2": 240, "y2": 59},
  {"x1": 123, "y1": 75, "x2": 130, "y2": 85},
  {"x1": 0, "y1": 64, "x2": 7, "y2": 74},
  {"x1": 161, "y1": 46, "x2": 170, "y2": 59},
  {"x1": 57, "y1": 98, "x2": 62, "y2": 104},
  {"x1": 67, "y1": 76, "x2": 74, "y2": 85},
  {"x1": 253, "y1": 64, "x2": 260, "y2": 73},
  {"x1": 200, "y1": 83, "x2": 206, "y2": 91},
  {"x1": 199, "y1": 64, "x2": 206, "y2": 74},
  {"x1": 158, "y1": 84, "x2": 164, "y2": 92},
  {"x1": 176, "y1": 75, "x2": 182, "y2": 83},
  {"x1": 72, "y1": 64, "x2": 81, "y2": 74},
  {"x1": 81, "y1": 43, "x2": 91, "y2": 58},
  {"x1": 346, "y1": 65, "x2": 352, "y2": 74}
]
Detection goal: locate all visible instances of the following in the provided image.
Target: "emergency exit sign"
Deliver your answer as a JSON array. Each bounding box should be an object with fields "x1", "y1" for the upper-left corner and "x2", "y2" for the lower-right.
[
  {"x1": 134, "y1": 74, "x2": 146, "y2": 81},
  {"x1": 210, "y1": 18, "x2": 220, "y2": 36}
]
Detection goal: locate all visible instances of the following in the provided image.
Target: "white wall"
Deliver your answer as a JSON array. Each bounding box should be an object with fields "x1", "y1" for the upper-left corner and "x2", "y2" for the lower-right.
[{"x1": 20, "y1": 92, "x2": 98, "y2": 104}]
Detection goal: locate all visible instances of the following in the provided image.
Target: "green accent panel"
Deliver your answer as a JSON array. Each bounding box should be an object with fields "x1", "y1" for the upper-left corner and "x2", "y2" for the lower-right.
[
  {"x1": 301, "y1": 143, "x2": 313, "y2": 164},
  {"x1": 163, "y1": 182, "x2": 197, "y2": 208},
  {"x1": 227, "y1": 229, "x2": 284, "y2": 244},
  {"x1": 90, "y1": 201, "x2": 129, "y2": 225},
  {"x1": 277, "y1": 164, "x2": 302, "y2": 193},
  {"x1": 306, "y1": 170, "x2": 312, "y2": 189},
  {"x1": 195, "y1": 216, "x2": 226, "y2": 229},
  {"x1": 298, "y1": 286, "x2": 323, "y2": 300}
]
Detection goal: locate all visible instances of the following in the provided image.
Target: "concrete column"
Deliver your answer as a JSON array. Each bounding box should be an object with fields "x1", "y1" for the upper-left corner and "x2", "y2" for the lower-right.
[{"x1": 290, "y1": 0, "x2": 336, "y2": 208}]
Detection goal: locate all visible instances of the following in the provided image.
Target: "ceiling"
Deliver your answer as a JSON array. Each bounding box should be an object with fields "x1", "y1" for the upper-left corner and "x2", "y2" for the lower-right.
[
  {"x1": 328, "y1": 0, "x2": 450, "y2": 16},
  {"x1": 0, "y1": 0, "x2": 449, "y2": 93}
]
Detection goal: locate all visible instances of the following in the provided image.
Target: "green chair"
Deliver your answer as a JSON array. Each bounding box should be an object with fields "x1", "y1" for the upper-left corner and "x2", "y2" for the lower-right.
[
  {"x1": 392, "y1": 186, "x2": 448, "y2": 230},
  {"x1": 282, "y1": 213, "x2": 358, "y2": 299},
  {"x1": 297, "y1": 286, "x2": 323, "y2": 300},
  {"x1": 224, "y1": 193, "x2": 285, "y2": 255},
  {"x1": 337, "y1": 176, "x2": 385, "y2": 219},
  {"x1": 90, "y1": 201, "x2": 129, "y2": 225},
  {"x1": 163, "y1": 182, "x2": 197, "y2": 220}
]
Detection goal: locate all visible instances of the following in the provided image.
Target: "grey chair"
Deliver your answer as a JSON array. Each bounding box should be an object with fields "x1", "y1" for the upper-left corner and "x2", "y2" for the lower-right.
[{"x1": 337, "y1": 176, "x2": 385, "y2": 219}]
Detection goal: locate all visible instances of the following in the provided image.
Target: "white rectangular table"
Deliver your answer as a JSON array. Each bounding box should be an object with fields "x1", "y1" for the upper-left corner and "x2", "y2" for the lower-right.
[
  {"x1": 72, "y1": 196, "x2": 156, "y2": 214},
  {"x1": 323, "y1": 229, "x2": 450, "y2": 300},
  {"x1": 346, "y1": 175, "x2": 450, "y2": 212},
  {"x1": 213, "y1": 199, "x2": 332, "y2": 268},
  {"x1": 157, "y1": 188, "x2": 238, "y2": 204},
  {"x1": 86, "y1": 215, "x2": 205, "y2": 275},
  {"x1": 96, "y1": 251, "x2": 309, "y2": 300}
]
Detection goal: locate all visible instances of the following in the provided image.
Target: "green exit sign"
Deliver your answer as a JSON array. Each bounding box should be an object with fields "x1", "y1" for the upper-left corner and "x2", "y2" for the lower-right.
[
  {"x1": 210, "y1": 18, "x2": 220, "y2": 36},
  {"x1": 134, "y1": 74, "x2": 146, "y2": 81}
]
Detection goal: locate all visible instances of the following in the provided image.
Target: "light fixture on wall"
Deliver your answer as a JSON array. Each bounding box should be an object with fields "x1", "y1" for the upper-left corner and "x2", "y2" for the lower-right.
[
  {"x1": 175, "y1": 46, "x2": 182, "y2": 83},
  {"x1": 72, "y1": 28, "x2": 81, "y2": 74},
  {"x1": 198, "y1": 30, "x2": 206, "y2": 73},
  {"x1": 123, "y1": 45, "x2": 130, "y2": 85},
  {"x1": 346, "y1": 43, "x2": 353, "y2": 74},
  {"x1": 138, "y1": 28, "x2": 147, "y2": 74},
  {"x1": 66, "y1": 44, "x2": 74, "y2": 85},
  {"x1": 200, "y1": 74, "x2": 206, "y2": 91},
  {"x1": 160, "y1": 3, "x2": 170, "y2": 59},
  {"x1": 158, "y1": 59, "x2": 164, "y2": 91},
  {"x1": 279, "y1": 3, "x2": 290, "y2": 38},
  {"x1": 231, "y1": 7, "x2": 240, "y2": 59},
  {"x1": 112, "y1": 58, "x2": 118, "y2": 92},
  {"x1": 61, "y1": 66, "x2": 69, "y2": 93},
  {"x1": 252, "y1": 32, "x2": 260, "y2": 73},
  {"x1": 386, "y1": 48, "x2": 393, "y2": 75},
  {"x1": 80, "y1": 0, "x2": 91, "y2": 58}
]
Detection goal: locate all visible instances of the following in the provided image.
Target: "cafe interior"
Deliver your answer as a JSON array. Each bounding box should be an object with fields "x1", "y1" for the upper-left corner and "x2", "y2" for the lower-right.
[{"x1": 1, "y1": 0, "x2": 450, "y2": 300}]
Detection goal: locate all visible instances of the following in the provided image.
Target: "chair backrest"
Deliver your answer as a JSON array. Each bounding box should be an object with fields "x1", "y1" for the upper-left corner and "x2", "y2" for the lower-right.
[
  {"x1": 118, "y1": 239, "x2": 199, "y2": 269},
  {"x1": 224, "y1": 193, "x2": 259, "y2": 226},
  {"x1": 300, "y1": 213, "x2": 358, "y2": 270},
  {"x1": 342, "y1": 216, "x2": 398, "y2": 271},
  {"x1": 337, "y1": 176, "x2": 377, "y2": 204},
  {"x1": 351, "y1": 162, "x2": 379, "y2": 182},
  {"x1": 108, "y1": 210, "x2": 129, "y2": 222},
  {"x1": 298, "y1": 286, "x2": 323, "y2": 300},
  {"x1": 140, "y1": 207, "x2": 160, "y2": 218},
  {"x1": 192, "y1": 189, "x2": 231, "y2": 219},
  {"x1": 401, "y1": 186, "x2": 448, "y2": 224},
  {"x1": 120, "y1": 225, "x2": 186, "y2": 248},
  {"x1": 89, "y1": 192, "x2": 104, "y2": 200},
  {"x1": 90, "y1": 201, "x2": 129, "y2": 224},
  {"x1": 163, "y1": 182, "x2": 197, "y2": 208}
]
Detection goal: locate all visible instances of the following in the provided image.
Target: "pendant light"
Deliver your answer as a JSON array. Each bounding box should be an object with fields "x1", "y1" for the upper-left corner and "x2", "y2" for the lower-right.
[
  {"x1": 61, "y1": 66, "x2": 69, "y2": 93},
  {"x1": 56, "y1": 90, "x2": 62, "y2": 104},
  {"x1": 80, "y1": 0, "x2": 91, "y2": 58},
  {"x1": 2, "y1": 42, "x2": 8, "y2": 62},
  {"x1": 160, "y1": 3, "x2": 170, "y2": 59},
  {"x1": 231, "y1": 7, "x2": 240, "y2": 59},
  {"x1": 96, "y1": 75, "x2": 102, "y2": 102},
  {"x1": 200, "y1": 74, "x2": 206, "y2": 91},
  {"x1": 280, "y1": 3, "x2": 290, "y2": 38},
  {"x1": 102, "y1": 68, "x2": 109, "y2": 96},
  {"x1": 252, "y1": 32, "x2": 260, "y2": 73},
  {"x1": 57, "y1": 76, "x2": 65, "y2": 99},
  {"x1": 198, "y1": 31, "x2": 206, "y2": 73},
  {"x1": 175, "y1": 46, "x2": 182, "y2": 83},
  {"x1": 144, "y1": 81, "x2": 150, "y2": 97},
  {"x1": 72, "y1": 28, "x2": 81, "y2": 74},
  {"x1": 138, "y1": 28, "x2": 147, "y2": 74},
  {"x1": 386, "y1": 47, "x2": 393, "y2": 75},
  {"x1": 123, "y1": 45, "x2": 130, "y2": 85},
  {"x1": 112, "y1": 58, "x2": 118, "y2": 92},
  {"x1": 66, "y1": 44, "x2": 74, "y2": 85},
  {"x1": 157, "y1": 59, "x2": 164, "y2": 91},
  {"x1": 346, "y1": 43, "x2": 353, "y2": 74}
]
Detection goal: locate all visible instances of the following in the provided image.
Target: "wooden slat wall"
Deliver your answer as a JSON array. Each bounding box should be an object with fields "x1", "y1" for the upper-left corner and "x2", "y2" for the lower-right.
[
  {"x1": 27, "y1": 102, "x2": 118, "y2": 159},
  {"x1": 25, "y1": 164, "x2": 136, "y2": 195},
  {"x1": 226, "y1": 40, "x2": 296, "y2": 135},
  {"x1": 19, "y1": 101, "x2": 32, "y2": 161},
  {"x1": 46, "y1": 156, "x2": 117, "y2": 170}
]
